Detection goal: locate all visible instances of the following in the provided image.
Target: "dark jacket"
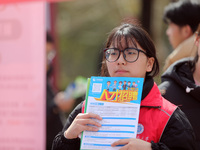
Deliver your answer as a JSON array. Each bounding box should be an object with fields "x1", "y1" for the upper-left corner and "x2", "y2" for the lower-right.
[
  {"x1": 159, "y1": 58, "x2": 200, "y2": 149},
  {"x1": 46, "y1": 68, "x2": 63, "y2": 150},
  {"x1": 52, "y1": 78, "x2": 196, "y2": 150}
]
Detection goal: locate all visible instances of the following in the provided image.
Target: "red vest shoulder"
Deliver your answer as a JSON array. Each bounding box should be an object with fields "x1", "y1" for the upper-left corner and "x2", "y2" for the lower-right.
[{"x1": 137, "y1": 97, "x2": 177, "y2": 143}]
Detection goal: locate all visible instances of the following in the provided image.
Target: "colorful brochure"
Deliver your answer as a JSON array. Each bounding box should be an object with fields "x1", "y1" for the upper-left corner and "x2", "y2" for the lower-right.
[{"x1": 80, "y1": 76, "x2": 144, "y2": 150}]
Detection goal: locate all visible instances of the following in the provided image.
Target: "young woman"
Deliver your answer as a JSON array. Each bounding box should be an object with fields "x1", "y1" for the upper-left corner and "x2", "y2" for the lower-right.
[
  {"x1": 52, "y1": 22, "x2": 196, "y2": 150},
  {"x1": 159, "y1": 24, "x2": 200, "y2": 149}
]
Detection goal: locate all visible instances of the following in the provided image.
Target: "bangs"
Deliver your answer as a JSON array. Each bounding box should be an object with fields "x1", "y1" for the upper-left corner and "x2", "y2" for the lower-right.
[{"x1": 108, "y1": 30, "x2": 138, "y2": 49}]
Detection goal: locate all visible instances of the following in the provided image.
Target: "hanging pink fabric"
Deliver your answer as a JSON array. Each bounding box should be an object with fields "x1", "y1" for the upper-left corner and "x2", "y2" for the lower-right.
[{"x1": 0, "y1": 0, "x2": 70, "y2": 4}]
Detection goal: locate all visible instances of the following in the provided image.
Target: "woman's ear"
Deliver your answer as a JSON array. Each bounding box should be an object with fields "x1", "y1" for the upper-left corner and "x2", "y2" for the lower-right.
[
  {"x1": 146, "y1": 57, "x2": 155, "y2": 72},
  {"x1": 182, "y1": 25, "x2": 193, "y2": 38},
  {"x1": 195, "y1": 33, "x2": 199, "y2": 47}
]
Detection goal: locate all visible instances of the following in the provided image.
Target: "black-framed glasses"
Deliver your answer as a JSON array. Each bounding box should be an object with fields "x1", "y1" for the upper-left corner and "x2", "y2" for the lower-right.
[{"x1": 104, "y1": 48, "x2": 147, "y2": 63}]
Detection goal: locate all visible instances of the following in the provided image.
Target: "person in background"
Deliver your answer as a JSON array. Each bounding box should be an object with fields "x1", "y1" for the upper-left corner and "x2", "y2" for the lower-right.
[
  {"x1": 46, "y1": 32, "x2": 63, "y2": 150},
  {"x1": 46, "y1": 32, "x2": 75, "y2": 150},
  {"x1": 159, "y1": 24, "x2": 200, "y2": 149},
  {"x1": 52, "y1": 21, "x2": 196, "y2": 150},
  {"x1": 162, "y1": 0, "x2": 200, "y2": 71}
]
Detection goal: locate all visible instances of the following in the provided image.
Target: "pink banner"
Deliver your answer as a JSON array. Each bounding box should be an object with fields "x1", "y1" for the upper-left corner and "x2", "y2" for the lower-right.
[
  {"x1": 0, "y1": 2, "x2": 46, "y2": 150},
  {"x1": 0, "y1": 0, "x2": 68, "y2": 4}
]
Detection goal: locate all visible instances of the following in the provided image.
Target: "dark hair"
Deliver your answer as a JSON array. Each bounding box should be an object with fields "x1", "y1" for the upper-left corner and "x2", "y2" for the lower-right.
[
  {"x1": 47, "y1": 31, "x2": 54, "y2": 43},
  {"x1": 101, "y1": 23, "x2": 159, "y2": 78},
  {"x1": 191, "y1": 24, "x2": 200, "y2": 72},
  {"x1": 163, "y1": 1, "x2": 200, "y2": 33}
]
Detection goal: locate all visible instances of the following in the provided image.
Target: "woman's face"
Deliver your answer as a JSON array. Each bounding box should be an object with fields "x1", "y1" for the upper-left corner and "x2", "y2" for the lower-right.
[
  {"x1": 166, "y1": 23, "x2": 190, "y2": 49},
  {"x1": 106, "y1": 39, "x2": 154, "y2": 78}
]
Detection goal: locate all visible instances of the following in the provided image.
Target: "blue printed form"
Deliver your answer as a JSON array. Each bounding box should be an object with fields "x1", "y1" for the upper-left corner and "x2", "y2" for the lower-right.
[{"x1": 80, "y1": 76, "x2": 144, "y2": 150}]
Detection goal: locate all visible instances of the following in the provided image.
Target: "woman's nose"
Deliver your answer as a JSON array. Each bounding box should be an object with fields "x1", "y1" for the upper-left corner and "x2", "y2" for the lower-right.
[{"x1": 117, "y1": 52, "x2": 126, "y2": 65}]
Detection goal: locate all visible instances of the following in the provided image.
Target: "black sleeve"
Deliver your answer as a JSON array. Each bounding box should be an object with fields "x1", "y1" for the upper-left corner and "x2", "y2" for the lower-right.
[
  {"x1": 51, "y1": 101, "x2": 83, "y2": 150},
  {"x1": 151, "y1": 107, "x2": 196, "y2": 150}
]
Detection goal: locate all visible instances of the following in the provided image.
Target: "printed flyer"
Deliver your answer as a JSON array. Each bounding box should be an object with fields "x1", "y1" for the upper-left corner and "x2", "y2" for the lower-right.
[{"x1": 80, "y1": 76, "x2": 144, "y2": 150}]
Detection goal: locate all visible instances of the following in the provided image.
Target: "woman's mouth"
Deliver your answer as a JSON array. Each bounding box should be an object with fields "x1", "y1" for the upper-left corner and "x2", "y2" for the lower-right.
[{"x1": 115, "y1": 69, "x2": 128, "y2": 74}]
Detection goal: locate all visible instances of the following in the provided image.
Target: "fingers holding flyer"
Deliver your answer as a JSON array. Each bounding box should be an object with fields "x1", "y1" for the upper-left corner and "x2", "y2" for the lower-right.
[
  {"x1": 64, "y1": 113, "x2": 102, "y2": 139},
  {"x1": 111, "y1": 138, "x2": 151, "y2": 150}
]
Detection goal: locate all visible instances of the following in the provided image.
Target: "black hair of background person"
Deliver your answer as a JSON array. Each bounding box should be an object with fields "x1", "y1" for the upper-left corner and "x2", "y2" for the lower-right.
[{"x1": 163, "y1": 0, "x2": 200, "y2": 33}]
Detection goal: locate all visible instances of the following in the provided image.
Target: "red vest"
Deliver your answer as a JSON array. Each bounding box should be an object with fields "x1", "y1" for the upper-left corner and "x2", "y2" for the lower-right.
[{"x1": 82, "y1": 83, "x2": 177, "y2": 143}]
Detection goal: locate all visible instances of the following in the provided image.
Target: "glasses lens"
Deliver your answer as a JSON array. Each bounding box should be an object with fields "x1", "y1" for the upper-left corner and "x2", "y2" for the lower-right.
[
  {"x1": 105, "y1": 49, "x2": 119, "y2": 62},
  {"x1": 124, "y1": 49, "x2": 138, "y2": 62}
]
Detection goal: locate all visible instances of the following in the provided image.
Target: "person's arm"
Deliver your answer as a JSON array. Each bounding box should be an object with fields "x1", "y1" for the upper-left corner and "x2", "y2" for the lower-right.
[
  {"x1": 154, "y1": 107, "x2": 196, "y2": 150},
  {"x1": 52, "y1": 132, "x2": 81, "y2": 150},
  {"x1": 51, "y1": 102, "x2": 83, "y2": 150},
  {"x1": 52, "y1": 101, "x2": 102, "y2": 150}
]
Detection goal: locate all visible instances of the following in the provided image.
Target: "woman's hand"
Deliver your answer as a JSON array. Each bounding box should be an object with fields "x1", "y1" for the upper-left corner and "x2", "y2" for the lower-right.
[
  {"x1": 64, "y1": 113, "x2": 102, "y2": 139},
  {"x1": 111, "y1": 138, "x2": 152, "y2": 150}
]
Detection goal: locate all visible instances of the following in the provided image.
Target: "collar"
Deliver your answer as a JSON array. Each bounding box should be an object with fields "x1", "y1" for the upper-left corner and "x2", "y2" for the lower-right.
[{"x1": 141, "y1": 78, "x2": 162, "y2": 108}]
